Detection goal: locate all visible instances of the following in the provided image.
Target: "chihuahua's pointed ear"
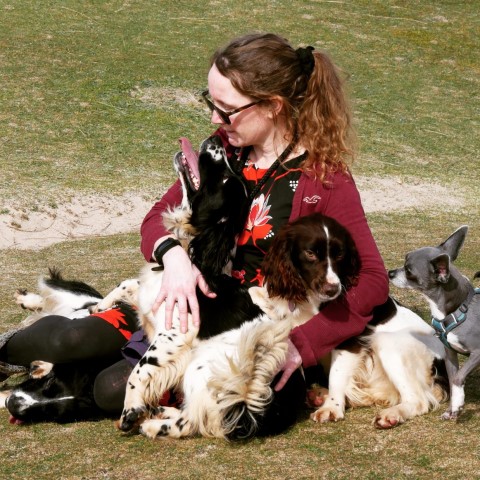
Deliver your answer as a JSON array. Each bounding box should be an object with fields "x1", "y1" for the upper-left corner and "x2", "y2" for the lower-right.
[
  {"x1": 431, "y1": 253, "x2": 451, "y2": 284},
  {"x1": 438, "y1": 225, "x2": 468, "y2": 262}
]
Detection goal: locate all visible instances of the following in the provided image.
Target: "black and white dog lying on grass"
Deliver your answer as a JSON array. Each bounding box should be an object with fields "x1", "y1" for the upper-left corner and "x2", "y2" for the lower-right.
[{"x1": 1, "y1": 269, "x2": 139, "y2": 424}]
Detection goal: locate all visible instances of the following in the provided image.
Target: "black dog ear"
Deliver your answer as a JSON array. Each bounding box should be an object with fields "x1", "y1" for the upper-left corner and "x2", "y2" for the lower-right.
[
  {"x1": 431, "y1": 253, "x2": 450, "y2": 284},
  {"x1": 439, "y1": 225, "x2": 468, "y2": 262}
]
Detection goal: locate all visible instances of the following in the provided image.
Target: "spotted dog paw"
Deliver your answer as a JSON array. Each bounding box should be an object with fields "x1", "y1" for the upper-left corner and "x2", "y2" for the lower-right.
[
  {"x1": 139, "y1": 419, "x2": 172, "y2": 439},
  {"x1": 118, "y1": 407, "x2": 147, "y2": 432},
  {"x1": 310, "y1": 402, "x2": 345, "y2": 423}
]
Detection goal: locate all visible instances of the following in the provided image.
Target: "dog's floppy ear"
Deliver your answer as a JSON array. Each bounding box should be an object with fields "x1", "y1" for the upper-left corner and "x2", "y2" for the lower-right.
[
  {"x1": 431, "y1": 253, "x2": 450, "y2": 284},
  {"x1": 439, "y1": 225, "x2": 468, "y2": 262},
  {"x1": 343, "y1": 230, "x2": 361, "y2": 289},
  {"x1": 262, "y1": 226, "x2": 307, "y2": 303}
]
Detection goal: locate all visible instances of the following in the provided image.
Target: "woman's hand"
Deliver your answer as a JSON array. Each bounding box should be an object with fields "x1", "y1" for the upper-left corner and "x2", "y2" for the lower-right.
[
  {"x1": 274, "y1": 338, "x2": 302, "y2": 391},
  {"x1": 152, "y1": 246, "x2": 216, "y2": 333}
]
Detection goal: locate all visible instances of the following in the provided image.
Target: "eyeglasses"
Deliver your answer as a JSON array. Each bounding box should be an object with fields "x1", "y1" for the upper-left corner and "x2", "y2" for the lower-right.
[{"x1": 201, "y1": 90, "x2": 262, "y2": 125}]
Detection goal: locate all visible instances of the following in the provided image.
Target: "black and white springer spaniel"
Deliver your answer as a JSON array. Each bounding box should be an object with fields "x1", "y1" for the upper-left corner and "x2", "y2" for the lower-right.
[{"x1": 119, "y1": 135, "x2": 306, "y2": 439}]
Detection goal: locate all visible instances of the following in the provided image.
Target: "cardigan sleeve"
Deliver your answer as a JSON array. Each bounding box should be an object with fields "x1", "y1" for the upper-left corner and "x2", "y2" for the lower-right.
[
  {"x1": 140, "y1": 180, "x2": 183, "y2": 261},
  {"x1": 289, "y1": 173, "x2": 389, "y2": 367}
]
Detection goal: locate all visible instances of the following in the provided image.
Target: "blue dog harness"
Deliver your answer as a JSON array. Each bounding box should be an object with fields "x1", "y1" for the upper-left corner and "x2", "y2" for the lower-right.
[{"x1": 432, "y1": 287, "x2": 480, "y2": 350}]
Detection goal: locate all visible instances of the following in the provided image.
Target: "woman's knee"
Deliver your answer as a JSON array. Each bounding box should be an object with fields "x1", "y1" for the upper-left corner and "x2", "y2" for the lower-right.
[{"x1": 93, "y1": 361, "x2": 132, "y2": 414}]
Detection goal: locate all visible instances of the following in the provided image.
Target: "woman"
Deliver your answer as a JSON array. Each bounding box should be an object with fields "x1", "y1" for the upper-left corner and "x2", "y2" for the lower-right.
[{"x1": 140, "y1": 33, "x2": 389, "y2": 391}]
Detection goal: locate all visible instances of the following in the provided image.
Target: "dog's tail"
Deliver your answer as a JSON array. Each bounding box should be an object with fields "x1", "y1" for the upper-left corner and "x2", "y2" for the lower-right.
[
  {"x1": 208, "y1": 319, "x2": 291, "y2": 440},
  {"x1": 42, "y1": 267, "x2": 103, "y2": 299}
]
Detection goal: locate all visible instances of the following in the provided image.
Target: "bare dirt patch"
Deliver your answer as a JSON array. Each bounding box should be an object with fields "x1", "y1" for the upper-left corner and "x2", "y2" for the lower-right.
[
  {"x1": 0, "y1": 177, "x2": 463, "y2": 250},
  {"x1": 1, "y1": 193, "x2": 155, "y2": 250}
]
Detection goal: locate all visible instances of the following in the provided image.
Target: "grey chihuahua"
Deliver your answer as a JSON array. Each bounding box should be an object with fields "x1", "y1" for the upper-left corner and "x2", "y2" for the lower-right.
[{"x1": 388, "y1": 226, "x2": 480, "y2": 420}]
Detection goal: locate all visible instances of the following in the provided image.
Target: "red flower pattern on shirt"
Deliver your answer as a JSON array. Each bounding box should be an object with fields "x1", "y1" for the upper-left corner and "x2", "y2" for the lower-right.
[{"x1": 238, "y1": 194, "x2": 272, "y2": 247}]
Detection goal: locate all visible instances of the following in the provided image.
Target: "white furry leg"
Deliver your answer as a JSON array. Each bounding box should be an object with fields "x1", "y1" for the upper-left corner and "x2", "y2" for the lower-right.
[
  {"x1": 372, "y1": 332, "x2": 437, "y2": 429},
  {"x1": 119, "y1": 319, "x2": 198, "y2": 433},
  {"x1": 311, "y1": 349, "x2": 361, "y2": 423},
  {"x1": 441, "y1": 384, "x2": 465, "y2": 420}
]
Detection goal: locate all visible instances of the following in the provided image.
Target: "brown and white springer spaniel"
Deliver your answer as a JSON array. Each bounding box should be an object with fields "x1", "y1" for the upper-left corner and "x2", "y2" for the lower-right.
[
  {"x1": 251, "y1": 213, "x2": 449, "y2": 429},
  {"x1": 124, "y1": 207, "x2": 436, "y2": 440}
]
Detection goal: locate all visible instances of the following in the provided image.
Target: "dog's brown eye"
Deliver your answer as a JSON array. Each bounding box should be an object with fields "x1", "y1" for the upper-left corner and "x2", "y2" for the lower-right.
[{"x1": 304, "y1": 250, "x2": 316, "y2": 260}]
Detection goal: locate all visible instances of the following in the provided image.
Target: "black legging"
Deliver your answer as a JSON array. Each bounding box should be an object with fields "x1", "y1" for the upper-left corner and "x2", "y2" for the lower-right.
[
  {"x1": 0, "y1": 306, "x2": 138, "y2": 415},
  {"x1": 93, "y1": 358, "x2": 133, "y2": 414},
  {"x1": 4, "y1": 315, "x2": 129, "y2": 366}
]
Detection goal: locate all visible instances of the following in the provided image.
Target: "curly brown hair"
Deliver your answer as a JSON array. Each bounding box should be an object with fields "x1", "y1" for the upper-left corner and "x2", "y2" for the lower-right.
[{"x1": 211, "y1": 33, "x2": 355, "y2": 180}]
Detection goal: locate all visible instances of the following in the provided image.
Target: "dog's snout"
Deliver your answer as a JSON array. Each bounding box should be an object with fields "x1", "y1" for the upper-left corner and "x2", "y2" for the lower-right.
[
  {"x1": 211, "y1": 135, "x2": 222, "y2": 147},
  {"x1": 324, "y1": 283, "x2": 340, "y2": 298}
]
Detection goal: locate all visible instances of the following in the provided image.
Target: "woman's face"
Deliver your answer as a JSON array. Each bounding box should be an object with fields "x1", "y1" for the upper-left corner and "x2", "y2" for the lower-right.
[{"x1": 207, "y1": 64, "x2": 277, "y2": 149}]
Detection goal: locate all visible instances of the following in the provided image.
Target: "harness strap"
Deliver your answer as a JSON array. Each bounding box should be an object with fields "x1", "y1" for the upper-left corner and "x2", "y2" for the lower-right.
[{"x1": 432, "y1": 286, "x2": 480, "y2": 350}]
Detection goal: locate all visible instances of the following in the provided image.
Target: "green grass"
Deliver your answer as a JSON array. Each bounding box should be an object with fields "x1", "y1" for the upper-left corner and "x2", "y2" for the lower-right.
[{"x1": 1, "y1": 1, "x2": 480, "y2": 479}]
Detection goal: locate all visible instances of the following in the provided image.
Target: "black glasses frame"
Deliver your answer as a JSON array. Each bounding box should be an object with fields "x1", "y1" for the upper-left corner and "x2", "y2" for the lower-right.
[{"x1": 201, "y1": 90, "x2": 262, "y2": 125}]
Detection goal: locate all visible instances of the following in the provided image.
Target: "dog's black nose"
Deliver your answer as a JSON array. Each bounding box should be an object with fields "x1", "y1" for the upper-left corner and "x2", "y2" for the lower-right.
[
  {"x1": 209, "y1": 135, "x2": 223, "y2": 147},
  {"x1": 387, "y1": 270, "x2": 396, "y2": 279}
]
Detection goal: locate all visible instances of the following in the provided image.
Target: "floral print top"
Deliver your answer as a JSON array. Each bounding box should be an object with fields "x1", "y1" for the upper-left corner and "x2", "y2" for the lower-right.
[{"x1": 231, "y1": 155, "x2": 304, "y2": 287}]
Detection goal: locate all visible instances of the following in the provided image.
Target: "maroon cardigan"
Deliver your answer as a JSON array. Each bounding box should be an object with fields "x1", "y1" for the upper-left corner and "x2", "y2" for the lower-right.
[{"x1": 140, "y1": 138, "x2": 389, "y2": 368}]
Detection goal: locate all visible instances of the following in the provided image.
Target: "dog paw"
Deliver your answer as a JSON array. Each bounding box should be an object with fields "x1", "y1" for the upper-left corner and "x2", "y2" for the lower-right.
[
  {"x1": 374, "y1": 408, "x2": 405, "y2": 429},
  {"x1": 441, "y1": 409, "x2": 460, "y2": 421},
  {"x1": 306, "y1": 385, "x2": 329, "y2": 408},
  {"x1": 14, "y1": 289, "x2": 29, "y2": 309},
  {"x1": 88, "y1": 304, "x2": 100, "y2": 314},
  {"x1": 14, "y1": 290, "x2": 43, "y2": 311},
  {"x1": 29, "y1": 361, "x2": 54, "y2": 379},
  {"x1": 139, "y1": 419, "x2": 171, "y2": 439},
  {"x1": 310, "y1": 404, "x2": 344, "y2": 423},
  {"x1": 118, "y1": 407, "x2": 146, "y2": 432},
  {"x1": 0, "y1": 391, "x2": 11, "y2": 409}
]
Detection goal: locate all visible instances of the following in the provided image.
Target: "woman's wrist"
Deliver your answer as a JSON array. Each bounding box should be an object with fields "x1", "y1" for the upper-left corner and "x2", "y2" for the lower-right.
[{"x1": 154, "y1": 238, "x2": 182, "y2": 268}]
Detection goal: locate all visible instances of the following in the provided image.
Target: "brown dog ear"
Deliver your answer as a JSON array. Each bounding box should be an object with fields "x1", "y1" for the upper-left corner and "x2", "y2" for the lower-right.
[
  {"x1": 431, "y1": 253, "x2": 450, "y2": 284},
  {"x1": 262, "y1": 226, "x2": 307, "y2": 303},
  {"x1": 339, "y1": 228, "x2": 361, "y2": 290}
]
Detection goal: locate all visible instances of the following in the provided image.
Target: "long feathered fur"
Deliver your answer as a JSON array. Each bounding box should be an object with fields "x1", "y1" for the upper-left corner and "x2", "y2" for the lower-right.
[{"x1": 208, "y1": 319, "x2": 291, "y2": 438}]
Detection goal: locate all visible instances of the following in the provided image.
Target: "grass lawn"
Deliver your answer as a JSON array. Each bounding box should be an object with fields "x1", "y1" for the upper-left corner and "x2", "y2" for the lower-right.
[{"x1": 1, "y1": 1, "x2": 479, "y2": 479}]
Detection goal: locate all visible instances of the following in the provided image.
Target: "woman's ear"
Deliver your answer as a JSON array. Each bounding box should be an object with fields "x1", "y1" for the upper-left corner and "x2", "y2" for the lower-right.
[{"x1": 266, "y1": 96, "x2": 285, "y2": 118}]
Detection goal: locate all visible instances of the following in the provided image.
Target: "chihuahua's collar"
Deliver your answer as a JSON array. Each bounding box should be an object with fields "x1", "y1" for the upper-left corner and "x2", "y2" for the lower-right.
[{"x1": 432, "y1": 285, "x2": 480, "y2": 351}]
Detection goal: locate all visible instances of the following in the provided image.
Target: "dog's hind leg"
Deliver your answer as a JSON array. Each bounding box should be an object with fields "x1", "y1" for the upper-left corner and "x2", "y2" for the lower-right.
[
  {"x1": 118, "y1": 326, "x2": 197, "y2": 432},
  {"x1": 372, "y1": 332, "x2": 440, "y2": 428}
]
